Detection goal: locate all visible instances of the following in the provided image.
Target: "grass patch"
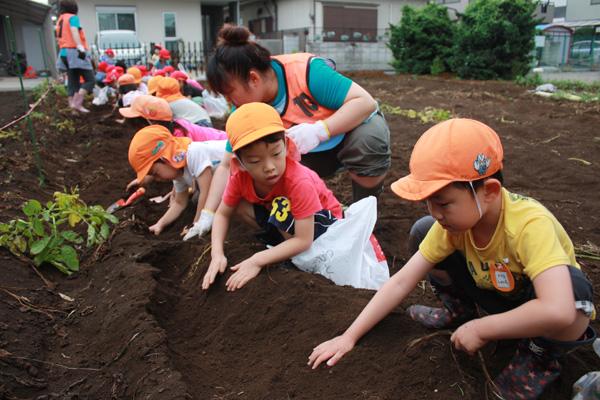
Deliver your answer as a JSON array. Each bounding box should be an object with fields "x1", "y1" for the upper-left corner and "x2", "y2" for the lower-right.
[{"x1": 516, "y1": 73, "x2": 600, "y2": 102}]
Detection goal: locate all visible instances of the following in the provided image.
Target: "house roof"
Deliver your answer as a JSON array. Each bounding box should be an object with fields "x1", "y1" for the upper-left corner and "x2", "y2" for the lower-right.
[
  {"x1": 0, "y1": 0, "x2": 51, "y2": 25},
  {"x1": 552, "y1": 19, "x2": 600, "y2": 29}
]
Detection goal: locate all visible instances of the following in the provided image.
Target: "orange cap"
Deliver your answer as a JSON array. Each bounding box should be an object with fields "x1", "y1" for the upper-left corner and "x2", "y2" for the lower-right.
[
  {"x1": 391, "y1": 118, "x2": 504, "y2": 201},
  {"x1": 128, "y1": 125, "x2": 192, "y2": 182},
  {"x1": 119, "y1": 95, "x2": 172, "y2": 121},
  {"x1": 156, "y1": 77, "x2": 184, "y2": 102},
  {"x1": 126, "y1": 67, "x2": 143, "y2": 84},
  {"x1": 225, "y1": 103, "x2": 284, "y2": 151},
  {"x1": 118, "y1": 73, "x2": 136, "y2": 86},
  {"x1": 147, "y1": 75, "x2": 164, "y2": 95}
]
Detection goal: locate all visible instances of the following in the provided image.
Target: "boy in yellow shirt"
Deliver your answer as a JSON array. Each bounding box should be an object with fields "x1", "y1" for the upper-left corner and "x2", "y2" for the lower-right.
[{"x1": 308, "y1": 119, "x2": 595, "y2": 399}]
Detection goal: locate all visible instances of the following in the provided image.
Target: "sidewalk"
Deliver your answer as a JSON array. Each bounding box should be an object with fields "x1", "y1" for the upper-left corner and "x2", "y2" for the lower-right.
[{"x1": 0, "y1": 76, "x2": 46, "y2": 92}]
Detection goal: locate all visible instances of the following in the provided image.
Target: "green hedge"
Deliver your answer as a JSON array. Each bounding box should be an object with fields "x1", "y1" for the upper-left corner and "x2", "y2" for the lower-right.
[
  {"x1": 452, "y1": 0, "x2": 538, "y2": 79},
  {"x1": 389, "y1": 4, "x2": 454, "y2": 75},
  {"x1": 388, "y1": 0, "x2": 539, "y2": 80}
]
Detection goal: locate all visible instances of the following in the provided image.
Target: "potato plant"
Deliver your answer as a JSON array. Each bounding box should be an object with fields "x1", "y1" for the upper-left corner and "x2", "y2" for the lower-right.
[{"x1": 0, "y1": 189, "x2": 118, "y2": 275}]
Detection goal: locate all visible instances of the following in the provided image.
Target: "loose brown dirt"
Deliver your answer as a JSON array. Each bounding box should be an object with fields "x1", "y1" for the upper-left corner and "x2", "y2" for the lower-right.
[{"x1": 0, "y1": 74, "x2": 599, "y2": 400}]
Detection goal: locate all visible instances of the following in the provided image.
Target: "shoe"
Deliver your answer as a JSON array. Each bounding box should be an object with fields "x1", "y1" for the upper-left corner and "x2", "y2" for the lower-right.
[
  {"x1": 493, "y1": 339, "x2": 561, "y2": 400},
  {"x1": 494, "y1": 327, "x2": 596, "y2": 400},
  {"x1": 407, "y1": 286, "x2": 477, "y2": 329},
  {"x1": 71, "y1": 92, "x2": 90, "y2": 113}
]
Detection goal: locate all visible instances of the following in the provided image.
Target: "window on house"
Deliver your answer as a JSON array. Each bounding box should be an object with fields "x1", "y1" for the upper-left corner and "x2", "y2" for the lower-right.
[
  {"x1": 96, "y1": 6, "x2": 136, "y2": 31},
  {"x1": 323, "y1": 5, "x2": 377, "y2": 42},
  {"x1": 164, "y1": 12, "x2": 177, "y2": 38}
]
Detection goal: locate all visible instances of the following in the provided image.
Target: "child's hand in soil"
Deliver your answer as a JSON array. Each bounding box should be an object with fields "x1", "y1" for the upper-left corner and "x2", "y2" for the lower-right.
[
  {"x1": 451, "y1": 319, "x2": 487, "y2": 355},
  {"x1": 225, "y1": 257, "x2": 262, "y2": 291},
  {"x1": 307, "y1": 334, "x2": 355, "y2": 369},
  {"x1": 149, "y1": 223, "x2": 163, "y2": 235},
  {"x1": 202, "y1": 254, "x2": 228, "y2": 290},
  {"x1": 126, "y1": 178, "x2": 139, "y2": 192}
]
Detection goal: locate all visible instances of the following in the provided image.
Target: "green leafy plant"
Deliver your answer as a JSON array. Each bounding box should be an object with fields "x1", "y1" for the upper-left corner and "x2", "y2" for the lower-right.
[
  {"x1": 0, "y1": 188, "x2": 118, "y2": 275},
  {"x1": 31, "y1": 80, "x2": 68, "y2": 101},
  {"x1": 51, "y1": 119, "x2": 75, "y2": 134},
  {"x1": 380, "y1": 104, "x2": 453, "y2": 123}
]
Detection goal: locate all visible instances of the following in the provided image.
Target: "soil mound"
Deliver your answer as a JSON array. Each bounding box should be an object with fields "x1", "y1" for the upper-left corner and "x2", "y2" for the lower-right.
[{"x1": 1, "y1": 75, "x2": 599, "y2": 399}]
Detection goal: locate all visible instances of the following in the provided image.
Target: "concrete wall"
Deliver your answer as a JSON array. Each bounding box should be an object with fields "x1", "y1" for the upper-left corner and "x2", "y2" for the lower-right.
[
  {"x1": 309, "y1": 0, "x2": 424, "y2": 70},
  {"x1": 76, "y1": 0, "x2": 203, "y2": 45},
  {"x1": 566, "y1": 0, "x2": 600, "y2": 21},
  {"x1": 307, "y1": 40, "x2": 392, "y2": 71}
]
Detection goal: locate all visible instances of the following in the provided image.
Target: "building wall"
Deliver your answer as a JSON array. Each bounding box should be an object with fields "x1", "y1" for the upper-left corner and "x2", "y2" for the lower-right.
[
  {"x1": 76, "y1": 0, "x2": 203, "y2": 46},
  {"x1": 565, "y1": 0, "x2": 600, "y2": 21},
  {"x1": 437, "y1": 0, "x2": 469, "y2": 15}
]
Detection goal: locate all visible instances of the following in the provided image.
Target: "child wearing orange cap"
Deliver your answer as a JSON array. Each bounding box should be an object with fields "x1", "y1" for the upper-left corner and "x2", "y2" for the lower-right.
[
  {"x1": 157, "y1": 77, "x2": 212, "y2": 127},
  {"x1": 126, "y1": 66, "x2": 148, "y2": 94},
  {"x1": 117, "y1": 73, "x2": 145, "y2": 108},
  {"x1": 128, "y1": 125, "x2": 226, "y2": 238},
  {"x1": 307, "y1": 119, "x2": 595, "y2": 400},
  {"x1": 202, "y1": 102, "x2": 342, "y2": 292}
]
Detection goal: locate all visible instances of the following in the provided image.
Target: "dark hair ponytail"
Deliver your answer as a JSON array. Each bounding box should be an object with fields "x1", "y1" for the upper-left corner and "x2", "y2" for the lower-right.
[
  {"x1": 207, "y1": 25, "x2": 272, "y2": 94},
  {"x1": 59, "y1": 0, "x2": 78, "y2": 15}
]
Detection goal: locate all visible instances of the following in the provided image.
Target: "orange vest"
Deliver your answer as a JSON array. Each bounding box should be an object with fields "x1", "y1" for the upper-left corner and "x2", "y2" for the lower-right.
[
  {"x1": 272, "y1": 53, "x2": 335, "y2": 129},
  {"x1": 55, "y1": 13, "x2": 89, "y2": 50}
]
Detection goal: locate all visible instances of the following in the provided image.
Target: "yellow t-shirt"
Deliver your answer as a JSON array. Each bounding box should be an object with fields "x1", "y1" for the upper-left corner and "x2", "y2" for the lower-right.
[{"x1": 419, "y1": 188, "x2": 579, "y2": 293}]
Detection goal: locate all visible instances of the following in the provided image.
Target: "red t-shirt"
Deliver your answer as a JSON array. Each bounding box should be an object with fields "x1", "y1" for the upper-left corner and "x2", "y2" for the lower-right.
[{"x1": 222, "y1": 159, "x2": 342, "y2": 220}]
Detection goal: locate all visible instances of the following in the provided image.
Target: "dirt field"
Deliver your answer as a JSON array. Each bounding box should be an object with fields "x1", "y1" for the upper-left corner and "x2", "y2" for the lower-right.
[{"x1": 0, "y1": 74, "x2": 599, "y2": 400}]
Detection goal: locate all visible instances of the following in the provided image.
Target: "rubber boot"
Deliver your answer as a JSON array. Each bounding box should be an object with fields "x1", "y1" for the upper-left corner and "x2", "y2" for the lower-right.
[
  {"x1": 72, "y1": 92, "x2": 89, "y2": 113},
  {"x1": 352, "y1": 180, "x2": 383, "y2": 203},
  {"x1": 494, "y1": 326, "x2": 596, "y2": 400},
  {"x1": 407, "y1": 277, "x2": 477, "y2": 329}
]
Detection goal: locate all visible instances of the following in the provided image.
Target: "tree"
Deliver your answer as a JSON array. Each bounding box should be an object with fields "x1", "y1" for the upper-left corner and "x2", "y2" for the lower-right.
[
  {"x1": 388, "y1": 4, "x2": 455, "y2": 75},
  {"x1": 452, "y1": 0, "x2": 539, "y2": 80}
]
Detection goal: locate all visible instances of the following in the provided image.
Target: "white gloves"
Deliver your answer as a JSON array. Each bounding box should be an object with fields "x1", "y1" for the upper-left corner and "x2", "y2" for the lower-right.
[
  {"x1": 286, "y1": 120, "x2": 330, "y2": 154},
  {"x1": 76, "y1": 44, "x2": 86, "y2": 53},
  {"x1": 183, "y1": 209, "x2": 214, "y2": 241}
]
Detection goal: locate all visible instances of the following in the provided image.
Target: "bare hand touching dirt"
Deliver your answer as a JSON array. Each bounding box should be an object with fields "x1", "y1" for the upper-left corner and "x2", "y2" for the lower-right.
[
  {"x1": 149, "y1": 223, "x2": 163, "y2": 236},
  {"x1": 225, "y1": 257, "x2": 262, "y2": 291},
  {"x1": 307, "y1": 334, "x2": 356, "y2": 369},
  {"x1": 202, "y1": 254, "x2": 227, "y2": 290}
]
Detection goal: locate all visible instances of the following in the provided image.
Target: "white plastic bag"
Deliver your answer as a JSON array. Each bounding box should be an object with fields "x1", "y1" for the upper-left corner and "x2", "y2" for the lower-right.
[
  {"x1": 201, "y1": 89, "x2": 229, "y2": 119},
  {"x1": 291, "y1": 196, "x2": 390, "y2": 290},
  {"x1": 92, "y1": 86, "x2": 109, "y2": 106}
]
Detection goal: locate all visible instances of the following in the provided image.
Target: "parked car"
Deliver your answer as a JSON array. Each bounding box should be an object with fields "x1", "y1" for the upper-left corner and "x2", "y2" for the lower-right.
[
  {"x1": 92, "y1": 30, "x2": 146, "y2": 67},
  {"x1": 570, "y1": 40, "x2": 600, "y2": 65}
]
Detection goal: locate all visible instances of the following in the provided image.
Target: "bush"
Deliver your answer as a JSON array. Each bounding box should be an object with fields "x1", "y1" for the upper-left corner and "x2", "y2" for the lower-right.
[
  {"x1": 452, "y1": 0, "x2": 538, "y2": 80},
  {"x1": 388, "y1": 4, "x2": 455, "y2": 75}
]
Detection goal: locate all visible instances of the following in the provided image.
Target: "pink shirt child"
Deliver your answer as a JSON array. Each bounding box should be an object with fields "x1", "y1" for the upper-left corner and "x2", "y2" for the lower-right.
[
  {"x1": 223, "y1": 157, "x2": 343, "y2": 220},
  {"x1": 172, "y1": 118, "x2": 227, "y2": 142}
]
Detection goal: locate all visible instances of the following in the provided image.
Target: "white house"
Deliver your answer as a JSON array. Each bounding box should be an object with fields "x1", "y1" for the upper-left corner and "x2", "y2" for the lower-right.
[
  {"x1": 72, "y1": 0, "x2": 206, "y2": 50},
  {"x1": 241, "y1": 0, "x2": 427, "y2": 71}
]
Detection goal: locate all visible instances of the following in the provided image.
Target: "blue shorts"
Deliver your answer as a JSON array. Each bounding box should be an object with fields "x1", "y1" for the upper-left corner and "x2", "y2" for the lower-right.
[{"x1": 253, "y1": 196, "x2": 337, "y2": 246}]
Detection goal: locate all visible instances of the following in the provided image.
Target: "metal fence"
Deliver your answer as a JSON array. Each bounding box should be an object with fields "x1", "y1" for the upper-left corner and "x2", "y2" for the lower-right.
[
  {"x1": 535, "y1": 29, "x2": 600, "y2": 70},
  {"x1": 90, "y1": 41, "x2": 209, "y2": 77}
]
